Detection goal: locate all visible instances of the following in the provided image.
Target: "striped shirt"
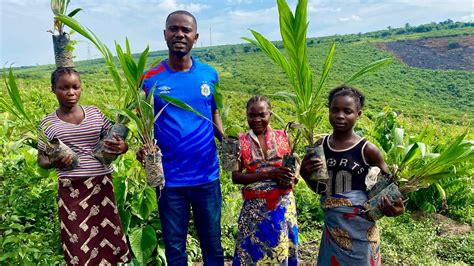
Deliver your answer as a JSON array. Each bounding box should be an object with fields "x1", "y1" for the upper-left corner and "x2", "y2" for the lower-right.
[{"x1": 38, "y1": 105, "x2": 113, "y2": 178}]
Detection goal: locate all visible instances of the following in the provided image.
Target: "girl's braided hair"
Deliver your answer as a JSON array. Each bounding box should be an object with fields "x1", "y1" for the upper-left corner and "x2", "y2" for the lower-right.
[
  {"x1": 327, "y1": 85, "x2": 365, "y2": 109},
  {"x1": 51, "y1": 67, "x2": 80, "y2": 88}
]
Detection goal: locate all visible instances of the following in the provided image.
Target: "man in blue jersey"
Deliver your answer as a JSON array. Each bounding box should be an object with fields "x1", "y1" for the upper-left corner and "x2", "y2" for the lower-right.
[{"x1": 138, "y1": 10, "x2": 224, "y2": 266}]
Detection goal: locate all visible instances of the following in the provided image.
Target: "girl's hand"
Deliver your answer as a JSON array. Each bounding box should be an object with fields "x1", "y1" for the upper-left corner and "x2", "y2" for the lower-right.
[
  {"x1": 300, "y1": 154, "x2": 323, "y2": 180},
  {"x1": 104, "y1": 134, "x2": 128, "y2": 155},
  {"x1": 51, "y1": 153, "x2": 73, "y2": 169},
  {"x1": 379, "y1": 196, "x2": 405, "y2": 217}
]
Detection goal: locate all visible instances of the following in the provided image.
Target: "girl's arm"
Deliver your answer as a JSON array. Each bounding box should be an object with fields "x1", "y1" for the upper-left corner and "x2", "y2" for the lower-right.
[
  {"x1": 364, "y1": 142, "x2": 405, "y2": 216},
  {"x1": 363, "y1": 142, "x2": 390, "y2": 173},
  {"x1": 232, "y1": 163, "x2": 295, "y2": 186},
  {"x1": 38, "y1": 150, "x2": 54, "y2": 169},
  {"x1": 37, "y1": 150, "x2": 73, "y2": 169}
]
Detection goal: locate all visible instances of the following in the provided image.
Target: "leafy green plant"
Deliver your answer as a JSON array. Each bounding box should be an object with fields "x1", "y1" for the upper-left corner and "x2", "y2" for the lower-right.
[
  {"x1": 0, "y1": 68, "x2": 50, "y2": 148},
  {"x1": 368, "y1": 107, "x2": 474, "y2": 212},
  {"x1": 56, "y1": 15, "x2": 140, "y2": 124},
  {"x1": 50, "y1": 0, "x2": 81, "y2": 35},
  {"x1": 243, "y1": 0, "x2": 391, "y2": 148},
  {"x1": 214, "y1": 82, "x2": 242, "y2": 138},
  {"x1": 49, "y1": 0, "x2": 82, "y2": 68},
  {"x1": 396, "y1": 131, "x2": 473, "y2": 195},
  {"x1": 112, "y1": 152, "x2": 164, "y2": 265}
]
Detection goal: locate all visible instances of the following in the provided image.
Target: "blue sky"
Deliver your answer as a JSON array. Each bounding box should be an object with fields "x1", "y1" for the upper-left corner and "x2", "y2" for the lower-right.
[{"x1": 1, "y1": 0, "x2": 472, "y2": 67}]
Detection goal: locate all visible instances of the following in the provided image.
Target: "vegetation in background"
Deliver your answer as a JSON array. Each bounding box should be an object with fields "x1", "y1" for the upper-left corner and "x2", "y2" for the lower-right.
[{"x1": 0, "y1": 17, "x2": 473, "y2": 264}]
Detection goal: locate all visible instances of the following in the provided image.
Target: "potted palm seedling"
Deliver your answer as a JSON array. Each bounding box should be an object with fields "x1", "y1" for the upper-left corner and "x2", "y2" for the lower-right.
[
  {"x1": 243, "y1": 0, "x2": 391, "y2": 178},
  {"x1": 362, "y1": 111, "x2": 474, "y2": 220},
  {"x1": 56, "y1": 15, "x2": 159, "y2": 164},
  {"x1": 49, "y1": 0, "x2": 82, "y2": 68},
  {"x1": 213, "y1": 83, "x2": 243, "y2": 172},
  {"x1": 0, "y1": 68, "x2": 78, "y2": 169},
  {"x1": 58, "y1": 13, "x2": 209, "y2": 187}
]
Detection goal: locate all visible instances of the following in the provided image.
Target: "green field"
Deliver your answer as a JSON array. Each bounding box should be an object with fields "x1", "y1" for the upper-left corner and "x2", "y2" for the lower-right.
[{"x1": 1, "y1": 22, "x2": 473, "y2": 264}]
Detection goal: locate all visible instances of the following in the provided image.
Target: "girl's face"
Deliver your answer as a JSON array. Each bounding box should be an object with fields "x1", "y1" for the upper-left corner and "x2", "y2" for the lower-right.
[
  {"x1": 329, "y1": 95, "x2": 361, "y2": 133},
  {"x1": 52, "y1": 73, "x2": 81, "y2": 109},
  {"x1": 247, "y1": 101, "x2": 271, "y2": 135}
]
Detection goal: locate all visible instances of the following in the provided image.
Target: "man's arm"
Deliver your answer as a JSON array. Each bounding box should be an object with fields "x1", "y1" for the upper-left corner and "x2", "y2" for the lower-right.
[{"x1": 212, "y1": 109, "x2": 225, "y2": 142}]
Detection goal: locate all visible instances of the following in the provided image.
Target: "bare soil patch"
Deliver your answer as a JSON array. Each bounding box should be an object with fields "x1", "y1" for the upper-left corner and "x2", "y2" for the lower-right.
[
  {"x1": 411, "y1": 211, "x2": 472, "y2": 236},
  {"x1": 375, "y1": 35, "x2": 474, "y2": 71}
]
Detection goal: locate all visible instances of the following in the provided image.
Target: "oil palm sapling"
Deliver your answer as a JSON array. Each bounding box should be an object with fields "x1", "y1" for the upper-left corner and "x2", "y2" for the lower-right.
[
  {"x1": 363, "y1": 113, "x2": 473, "y2": 220},
  {"x1": 0, "y1": 68, "x2": 78, "y2": 169},
  {"x1": 243, "y1": 0, "x2": 391, "y2": 179},
  {"x1": 49, "y1": 0, "x2": 82, "y2": 68}
]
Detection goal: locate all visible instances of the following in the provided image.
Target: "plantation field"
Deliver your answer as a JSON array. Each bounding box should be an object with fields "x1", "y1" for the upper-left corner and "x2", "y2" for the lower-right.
[{"x1": 1, "y1": 23, "x2": 473, "y2": 264}]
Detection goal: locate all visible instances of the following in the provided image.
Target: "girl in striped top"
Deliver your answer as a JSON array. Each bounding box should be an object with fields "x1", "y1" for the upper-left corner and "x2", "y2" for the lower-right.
[{"x1": 37, "y1": 67, "x2": 131, "y2": 265}]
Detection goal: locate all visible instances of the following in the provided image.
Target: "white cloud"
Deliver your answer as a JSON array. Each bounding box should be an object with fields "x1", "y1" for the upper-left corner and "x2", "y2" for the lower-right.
[
  {"x1": 156, "y1": 0, "x2": 209, "y2": 13},
  {"x1": 460, "y1": 13, "x2": 474, "y2": 22},
  {"x1": 338, "y1": 15, "x2": 362, "y2": 22}
]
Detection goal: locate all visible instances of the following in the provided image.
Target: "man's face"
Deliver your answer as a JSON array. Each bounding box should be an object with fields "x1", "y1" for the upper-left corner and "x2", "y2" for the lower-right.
[{"x1": 164, "y1": 14, "x2": 198, "y2": 58}]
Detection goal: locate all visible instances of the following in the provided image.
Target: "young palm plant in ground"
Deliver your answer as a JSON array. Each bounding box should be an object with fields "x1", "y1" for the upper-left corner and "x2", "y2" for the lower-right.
[
  {"x1": 364, "y1": 108, "x2": 474, "y2": 220},
  {"x1": 49, "y1": 0, "x2": 81, "y2": 68},
  {"x1": 0, "y1": 68, "x2": 78, "y2": 169}
]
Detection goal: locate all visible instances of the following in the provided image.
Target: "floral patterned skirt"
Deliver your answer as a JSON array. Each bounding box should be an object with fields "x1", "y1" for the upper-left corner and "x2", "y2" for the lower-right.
[
  {"x1": 233, "y1": 184, "x2": 298, "y2": 265},
  {"x1": 317, "y1": 191, "x2": 380, "y2": 266}
]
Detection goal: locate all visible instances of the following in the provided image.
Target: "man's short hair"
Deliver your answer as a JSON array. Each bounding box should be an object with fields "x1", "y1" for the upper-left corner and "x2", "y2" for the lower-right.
[{"x1": 166, "y1": 10, "x2": 197, "y2": 30}]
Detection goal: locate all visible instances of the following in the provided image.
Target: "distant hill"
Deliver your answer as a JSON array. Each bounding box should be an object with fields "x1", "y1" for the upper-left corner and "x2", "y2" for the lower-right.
[{"x1": 3, "y1": 21, "x2": 473, "y2": 127}]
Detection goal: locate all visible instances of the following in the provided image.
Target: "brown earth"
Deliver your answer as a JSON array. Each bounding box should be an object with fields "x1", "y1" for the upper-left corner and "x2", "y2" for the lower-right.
[
  {"x1": 375, "y1": 35, "x2": 474, "y2": 71},
  {"x1": 411, "y1": 211, "x2": 472, "y2": 236}
]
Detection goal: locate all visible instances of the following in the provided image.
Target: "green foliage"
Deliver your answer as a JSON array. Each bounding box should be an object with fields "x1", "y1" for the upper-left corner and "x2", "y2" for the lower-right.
[
  {"x1": 366, "y1": 107, "x2": 473, "y2": 221},
  {"x1": 243, "y1": 0, "x2": 392, "y2": 147},
  {"x1": 214, "y1": 82, "x2": 242, "y2": 138},
  {"x1": 112, "y1": 151, "x2": 165, "y2": 264},
  {"x1": 0, "y1": 16, "x2": 472, "y2": 265},
  {"x1": 0, "y1": 142, "x2": 62, "y2": 264},
  {"x1": 0, "y1": 68, "x2": 49, "y2": 146},
  {"x1": 50, "y1": 0, "x2": 82, "y2": 34},
  {"x1": 379, "y1": 213, "x2": 473, "y2": 264}
]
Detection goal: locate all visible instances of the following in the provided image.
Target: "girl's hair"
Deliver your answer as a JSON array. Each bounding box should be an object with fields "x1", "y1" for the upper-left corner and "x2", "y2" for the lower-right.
[
  {"x1": 51, "y1": 67, "x2": 80, "y2": 88},
  {"x1": 246, "y1": 95, "x2": 272, "y2": 111},
  {"x1": 327, "y1": 85, "x2": 365, "y2": 109}
]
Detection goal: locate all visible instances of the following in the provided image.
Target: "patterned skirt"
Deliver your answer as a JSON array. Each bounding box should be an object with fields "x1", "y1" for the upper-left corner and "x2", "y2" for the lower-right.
[
  {"x1": 317, "y1": 191, "x2": 380, "y2": 266},
  {"x1": 58, "y1": 174, "x2": 131, "y2": 265},
  {"x1": 233, "y1": 183, "x2": 298, "y2": 265}
]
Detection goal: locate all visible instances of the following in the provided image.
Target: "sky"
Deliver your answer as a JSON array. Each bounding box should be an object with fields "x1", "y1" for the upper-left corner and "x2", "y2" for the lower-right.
[{"x1": 1, "y1": 0, "x2": 473, "y2": 67}]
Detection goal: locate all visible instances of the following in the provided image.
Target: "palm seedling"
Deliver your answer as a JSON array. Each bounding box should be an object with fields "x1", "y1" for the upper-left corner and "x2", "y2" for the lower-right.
[
  {"x1": 49, "y1": 0, "x2": 82, "y2": 68},
  {"x1": 57, "y1": 15, "x2": 210, "y2": 186},
  {"x1": 56, "y1": 15, "x2": 157, "y2": 164},
  {"x1": 0, "y1": 68, "x2": 78, "y2": 169},
  {"x1": 363, "y1": 109, "x2": 474, "y2": 220},
  {"x1": 213, "y1": 83, "x2": 243, "y2": 171},
  {"x1": 243, "y1": 0, "x2": 391, "y2": 178}
]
